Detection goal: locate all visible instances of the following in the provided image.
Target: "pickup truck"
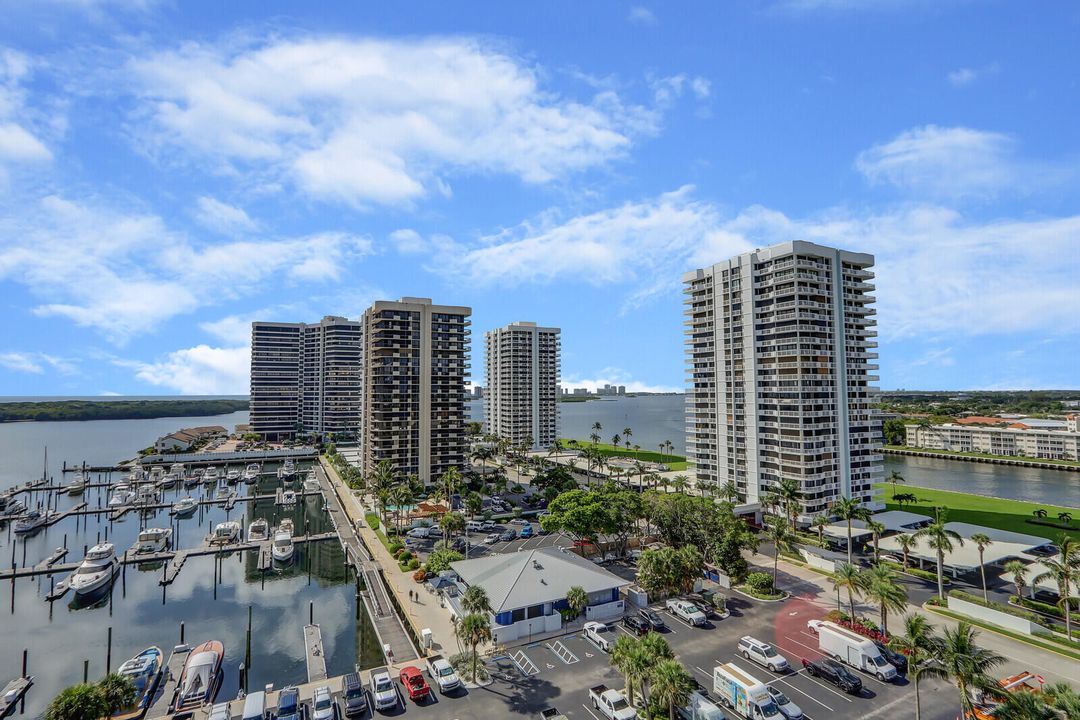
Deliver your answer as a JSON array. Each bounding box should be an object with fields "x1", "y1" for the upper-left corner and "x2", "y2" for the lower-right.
[
  {"x1": 583, "y1": 621, "x2": 614, "y2": 652},
  {"x1": 589, "y1": 684, "x2": 638, "y2": 720},
  {"x1": 666, "y1": 598, "x2": 707, "y2": 626},
  {"x1": 425, "y1": 654, "x2": 461, "y2": 693},
  {"x1": 540, "y1": 708, "x2": 569, "y2": 720},
  {"x1": 399, "y1": 665, "x2": 431, "y2": 702}
]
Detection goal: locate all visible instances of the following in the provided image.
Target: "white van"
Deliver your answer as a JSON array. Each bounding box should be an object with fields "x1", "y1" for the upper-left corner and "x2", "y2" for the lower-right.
[
  {"x1": 406, "y1": 526, "x2": 432, "y2": 539},
  {"x1": 465, "y1": 521, "x2": 485, "y2": 533},
  {"x1": 241, "y1": 691, "x2": 266, "y2": 720}
]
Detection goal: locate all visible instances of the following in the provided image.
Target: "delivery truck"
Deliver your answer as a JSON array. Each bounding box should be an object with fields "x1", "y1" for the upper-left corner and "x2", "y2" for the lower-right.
[{"x1": 712, "y1": 663, "x2": 783, "y2": 720}]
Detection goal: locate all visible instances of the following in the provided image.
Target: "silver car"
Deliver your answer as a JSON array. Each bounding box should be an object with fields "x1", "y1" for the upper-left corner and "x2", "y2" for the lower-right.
[{"x1": 767, "y1": 686, "x2": 803, "y2": 719}]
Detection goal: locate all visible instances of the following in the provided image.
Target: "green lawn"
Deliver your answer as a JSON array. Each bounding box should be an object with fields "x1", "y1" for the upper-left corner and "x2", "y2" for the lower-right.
[
  {"x1": 559, "y1": 438, "x2": 689, "y2": 471},
  {"x1": 876, "y1": 483, "x2": 1080, "y2": 542},
  {"x1": 885, "y1": 445, "x2": 1080, "y2": 468}
]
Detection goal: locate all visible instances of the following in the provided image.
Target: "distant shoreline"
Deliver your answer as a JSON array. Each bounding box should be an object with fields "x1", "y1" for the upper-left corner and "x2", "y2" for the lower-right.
[{"x1": 0, "y1": 399, "x2": 249, "y2": 423}]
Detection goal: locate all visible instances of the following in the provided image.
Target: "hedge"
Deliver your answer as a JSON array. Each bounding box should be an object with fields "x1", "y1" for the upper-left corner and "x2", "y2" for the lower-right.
[
  {"x1": 881, "y1": 558, "x2": 950, "y2": 585},
  {"x1": 364, "y1": 513, "x2": 380, "y2": 530},
  {"x1": 1011, "y1": 595, "x2": 1080, "y2": 624}
]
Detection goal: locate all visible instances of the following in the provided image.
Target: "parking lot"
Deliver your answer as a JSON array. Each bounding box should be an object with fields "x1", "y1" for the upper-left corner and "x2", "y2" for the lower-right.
[{"x1": 403, "y1": 522, "x2": 576, "y2": 560}]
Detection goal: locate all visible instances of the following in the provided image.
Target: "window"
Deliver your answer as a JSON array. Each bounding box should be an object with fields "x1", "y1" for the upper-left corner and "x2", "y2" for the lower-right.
[
  {"x1": 527, "y1": 604, "x2": 544, "y2": 619},
  {"x1": 511, "y1": 608, "x2": 526, "y2": 623}
]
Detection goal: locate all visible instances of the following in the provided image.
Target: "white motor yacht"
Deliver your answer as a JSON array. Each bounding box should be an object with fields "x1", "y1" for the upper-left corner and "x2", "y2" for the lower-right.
[
  {"x1": 109, "y1": 490, "x2": 136, "y2": 508},
  {"x1": 280, "y1": 458, "x2": 296, "y2": 478},
  {"x1": 134, "y1": 485, "x2": 160, "y2": 506},
  {"x1": 159, "y1": 472, "x2": 179, "y2": 489},
  {"x1": 303, "y1": 471, "x2": 320, "y2": 492},
  {"x1": 170, "y1": 497, "x2": 198, "y2": 517},
  {"x1": 70, "y1": 543, "x2": 119, "y2": 595},
  {"x1": 209, "y1": 521, "x2": 240, "y2": 545},
  {"x1": 271, "y1": 525, "x2": 294, "y2": 562},
  {"x1": 242, "y1": 463, "x2": 261, "y2": 484},
  {"x1": 279, "y1": 489, "x2": 298, "y2": 506},
  {"x1": 135, "y1": 527, "x2": 172, "y2": 554},
  {"x1": 247, "y1": 518, "x2": 269, "y2": 542},
  {"x1": 67, "y1": 473, "x2": 88, "y2": 495},
  {"x1": 203, "y1": 467, "x2": 219, "y2": 485},
  {"x1": 225, "y1": 468, "x2": 241, "y2": 484},
  {"x1": 170, "y1": 462, "x2": 186, "y2": 476}
]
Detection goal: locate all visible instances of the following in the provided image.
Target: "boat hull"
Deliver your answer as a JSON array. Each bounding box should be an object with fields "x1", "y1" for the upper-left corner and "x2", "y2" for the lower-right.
[
  {"x1": 71, "y1": 560, "x2": 119, "y2": 595},
  {"x1": 112, "y1": 646, "x2": 163, "y2": 720},
  {"x1": 171, "y1": 641, "x2": 224, "y2": 712}
]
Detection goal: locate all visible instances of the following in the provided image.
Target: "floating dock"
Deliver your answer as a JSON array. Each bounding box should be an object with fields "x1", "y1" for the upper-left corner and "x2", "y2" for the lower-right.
[
  {"x1": 304, "y1": 624, "x2": 327, "y2": 683},
  {"x1": 0, "y1": 676, "x2": 33, "y2": 719},
  {"x1": 146, "y1": 645, "x2": 191, "y2": 719}
]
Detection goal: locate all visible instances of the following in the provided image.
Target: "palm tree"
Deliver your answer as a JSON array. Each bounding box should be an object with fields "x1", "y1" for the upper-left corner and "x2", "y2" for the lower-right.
[
  {"x1": 611, "y1": 434, "x2": 621, "y2": 451},
  {"x1": 867, "y1": 520, "x2": 886, "y2": 562},
  {"x1": 462, "y1": 585, "x2": 493, "y2": 616},
  {"x1": 566, "y1": 585, "x2": 589, "y2": 620},
  {"x1": 810, "y1": 514, "x2": 830, "y2": 545},
  {"x1": 939, "y1": 621, "x2": 1005, "y2": 720},
  {"x1": 721, "y1": 480, "x2": 739, "y2": 504},
  {"x1": 887, "y1": 470, "x2": 906, "y2": 498},
  {"x1": 610, "y1": 635, "x2": 650, "y2": 707},
  {"x1": 776, "y1": 477, "x2": 802, "y2": 533},
  {"x1": 457, "y1": 613, "x2": 492, "y2": 682},
  {"x1": 439, "y1": 511, "x2": 465, "y2": 544},
  {"x1": 648, "y1": 658, "x2": 693, "y2": 720},
  {"x1": 670, "y1": 475, "x2": 689, "y2": 495},
  {"x1": 591, "y1": 422, "x2": 602, "y2": 444},
  {"x1": 862, "y1": 563, "x2": 908, "y2": 635},
  {"x1": 765, "y1": 517, "x2": 793, "y2": 589},
  {"x1": 96, "y1": 674, "x2": 137, "y2": 715},
  {"x1": 970, "y1": 532, "x2": 994, "y2": 602},
  {"x1": 46, "y1": 685, "x2": 109, "y2": 720},
  {"x1": 1004, "y1": 559, "x2": 1030, "y2": 600},
  {"x1": 896, "y1": 533, "x2": 918, "y2": 570},
  {"x1": 1032, "y1": 553, "x2": 1079, "y2": 642},
  {"x1": 889, "y1": 613, "x2": 947, "y2": 720},
  {"x1": 831, "y1": 497, "x2": 870, "y2": 564},
  {"x1": 830, "y1": 561, "x2": 865, "y2": 618},
  {"x1": 915, "y1": 511, "x2": 964, "y2": 601},
  {"x1": 989, "y1": 692, "x2": 1055, "y2": 719},
  {"x1": 622, "y1": 427, "x2": 633, "y2": 456}
]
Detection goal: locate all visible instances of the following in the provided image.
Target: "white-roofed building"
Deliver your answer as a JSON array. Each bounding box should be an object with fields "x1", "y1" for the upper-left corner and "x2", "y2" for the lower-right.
[
  {"x1": 878, "y1": 522, "x2": 1055, "y2": 576},
  {"x1": 449, "y1": 547, "x2": 631, "y2": 643}
]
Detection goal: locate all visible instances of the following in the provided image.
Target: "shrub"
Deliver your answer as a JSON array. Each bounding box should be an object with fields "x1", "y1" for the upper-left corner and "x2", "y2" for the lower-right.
[
  {"x1": 388, "y1": 542, "x2": 404, "y2": 555},
  {"x1": 746, "y1": 572, "x2": 774, "y2": 593},
  {"x1": 408, "y1": 558, "x2": 421, "y2": 570},
  {"x1": 1012, "y1": 595, "x2": 1080, "y2": 623},
  {"x1": 412, "y1": 568, "x2": 427, "y2": 582},
  {"x1": 364, "y1": 513, "x2": 380, "y2": 530},
  {"x1": 392, "y1": 548, "x2": 406, "y2": 560},
  {"x1": 398, "y1": 550, "x2": 413, "y2": 562}
]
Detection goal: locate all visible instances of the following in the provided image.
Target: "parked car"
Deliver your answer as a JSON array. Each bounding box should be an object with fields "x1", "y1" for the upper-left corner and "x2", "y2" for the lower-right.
[
  {"x1": 588, "y1": 684, "x2": 637, "y2": 720},
  {"x1": 767, "y1": 686, "x2": 804, "y2": 719},
  {"x1": 498, "y1": 530, "x2": 517, "y2": 542},
  {"x1": 341, "y1": 673, "x2": 368, "y2": 718},
  {"x1": 481, "y1": 521, "x2": 498, "y2": 532},
  {"x1": 622, "y1": 614, "x2": 650, "y2": 636},
  {"x1": 369, "y1": 667, "x2": 398, "y2": 711},
  {"x1": 583, "y1": 621, "x2": 613, "y2": 652},
  {"x1": 276, "y1": 688, "x2": 301, "y2": 720},
  {"x1": 399, "y1": 665, "x2": 431, "y2": 702},
  {"x1": 465, "y1": 521, "x2": 485, "y2": 533},
  {"x1": 484, "y1": 533, "x2": 502, "y2": 545},
  {"x1": 519, "y1": 525, "x2": 534, "y2": 539},
  {"x1": 311, "y1": 686, "x2": 335, "y2": 720},
  {"x1": 406, "y1": 526, "x2": 432, "y2": 539},
  {"x1": 509, "y1": 518, "x2": 530, "y2": 525},
  {"x1": 425, "y1": 654, "x2": 461, "y2": 694},
  {"x1": 639, "y1": 608, "x2": 666, "y2": 630},
  {"x1": 738, "y1": 636, "x2": 791, "y2": 673},
  {"x1": 873, "y1": 640, "x2": 909, "y2": 674},
  {"x1": 801, "y1": 658, "x2": 863, "y2": 694},
  {"x1": 665, "y1": 598, "x2": 707, "y2": 626}
]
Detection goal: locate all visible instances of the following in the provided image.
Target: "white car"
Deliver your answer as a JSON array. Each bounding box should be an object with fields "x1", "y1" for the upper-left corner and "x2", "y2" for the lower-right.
[
  {"x1": 806, "y1": 619, "x2": 823, "y2": 634},
  {"x1": 583, "y1": 621, "x2": 613, "y2": 652},
  {"x1": 407, "y1": 526, "x2": 432, "y2": 539},
  {"x1": 311, "y1": 686, "x2": 335, "y2": 720},
  {"x1": 665, "y1": 599, "x2": 707, "y2": 626},
  {"x1": 484, "y1": 533, "x2": 502, "y2": 544},
  {"x1": 369, "y1": 667, "x2": 397, "y2": 711},
  {"x1": 738, "y1": 636, "x2": 791, "y2": 673},
  {"x1": 509, "y1": 518, "x2": 530, "y2": 525}
]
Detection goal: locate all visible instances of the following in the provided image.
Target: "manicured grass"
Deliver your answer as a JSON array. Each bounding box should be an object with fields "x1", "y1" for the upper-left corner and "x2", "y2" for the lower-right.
[
  {"x1": 925, "y1": 605, "x2": 1080, "y2": 661},
  {"x1": 876, "y1": 483, "x2": 1080, "y2": 542},
  {"x1": 885, "y1": 445, "x2": 1080, "y2": 468},
  {"x1": 560, "y1": 438, "x2": 687, "y2": 468}
]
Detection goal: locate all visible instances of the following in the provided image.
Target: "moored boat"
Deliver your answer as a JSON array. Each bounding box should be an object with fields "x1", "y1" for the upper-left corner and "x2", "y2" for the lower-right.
[
  {"x1": 135, "y1": 527, "x2": 172, "y2": 554},
  {"x1": 171, "y1": 640, "x2": 223, "y2": 712},
  {"x1": 225, "y1": 468, "x2": 241, "y2": 484},
  {"x1": 209, "y1": 521, "x2": 240, "y2": 545},
  {"x1": 159, "y1": 473, "x2": 179, "y2": 489},
  {"x1": 112, "y1": 646, "x2": 163, "y2": 720},
  {"x1": 280, "y1": 458, "x2": 296, "y2": 478},
  {"x1": 0, "y1": 499, "x2": 27, "y2": 520},
  {"x1": 108, "y1": 490, "x2": 136, "y2": 508},
  {"x1": 242, "y1": 463, "x2": 261, "y2": 484},
  {"x1": 279, "y1": 490, "x2": 298, "y2": 506},
  {"x1": 170, "y1": 497, "x2": 198, "y2": 517},
  {"x1": 70, "y1": 543, "x2": 119, "y2": 595},
  {"x1": 13, "y1": 510, "x2": 48, "y2": 534},
  {"x1": 271, "y1": 522, "x2": 294, "y2": 562},
  {"x1": 67, "y1": 473, "x2": 88, "y2": 495},
  {"x1": 203, "y1": 467, "x2": 219, "y2": 485},
  {"x1": 169, "y1": 462, "x2": 186, "y2": 476},
  {"x1": 247, "y1": 518, "x2": 269, "y2": 542}
]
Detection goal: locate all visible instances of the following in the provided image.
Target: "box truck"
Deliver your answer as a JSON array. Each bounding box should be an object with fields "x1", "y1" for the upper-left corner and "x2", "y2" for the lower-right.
[
  {"x1": 814, "y1": 621, "x2": 897, "y2": 681},
  {"x1": 712, "y1": 663, "x2": 783, "y2": 720}
]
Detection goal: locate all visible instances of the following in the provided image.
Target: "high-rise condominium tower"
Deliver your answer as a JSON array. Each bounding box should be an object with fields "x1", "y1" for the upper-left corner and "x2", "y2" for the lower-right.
[
  {"x1": 249, "y1": 316, "x2": 363, "y2": 439},
  {"x1": 360, "y1": 297, "x2": 471, "y2": 484},
  {"x1": 683, "y1": 241, "x2": 883, "y2": 519},
  {"x1": 484, "y1": 322, "x2": 561, "y2": 450}
]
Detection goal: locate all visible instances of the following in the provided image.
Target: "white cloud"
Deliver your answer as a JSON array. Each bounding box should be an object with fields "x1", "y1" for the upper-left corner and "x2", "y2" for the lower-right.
[
  {"x1": 690, "y1": 77, "x2": 711, "y2": 99},
  {"x1": 125, "y1": 37, "x2": 664, "y2": 207},
  {"x1": 0, "y1": 351, "x2": 76, "y2": 374},
  {"x1": 117, "y1": 345, "x2": 249, "y2": 394},
  {"x1": 855, "y1": 125, "x2": 1015, "y2": 198},
  {"x1": 389, "y1": 228, "x2": 426, "y2": 254},
  {"x1": 627, "y1": 6, "x2": 657, "y2": 25},
  {"x1": 194, "y1": 196, "x2": 257, "y2": 234},
  {"x1": 0, "y1": 195, "x2": 371, "y2": 342},
  {"x1": 947, "y1": 67, "x2": 976, "y2": 86},
  {"x1": 0, "y1": 49, "x2": 53, "y2": 178}
]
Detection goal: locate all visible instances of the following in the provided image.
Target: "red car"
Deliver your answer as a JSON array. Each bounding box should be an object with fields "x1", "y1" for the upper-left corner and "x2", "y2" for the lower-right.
[{"x1": 399, "y1": 665, "x2": 431, "y2": 702}]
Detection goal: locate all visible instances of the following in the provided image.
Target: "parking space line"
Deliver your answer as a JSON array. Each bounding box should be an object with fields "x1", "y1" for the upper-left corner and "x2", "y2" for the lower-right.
[
  {"x1": 778, "y1": 635, "x2": 820, "y2": 655},
  {"x1": 771, "y1": 675, "x2": 834, "y2": 712},
  {"x1": 692, "y1": 665, "x2": 713, "y2": 683},
  {"x1": 581, "y1": 704, "x2": 603, "y2": 720},
  {"x1": 615, "y1": 625, "x2": 637, "y2": 638},
  {"x1": 797, "y1": 672, "x2": 854, "y2": 703}
]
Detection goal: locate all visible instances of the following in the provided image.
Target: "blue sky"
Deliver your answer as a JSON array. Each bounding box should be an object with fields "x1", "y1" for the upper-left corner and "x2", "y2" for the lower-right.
[{"x1": 1, "y1": 0, "x2": 1078, "y2": 395}]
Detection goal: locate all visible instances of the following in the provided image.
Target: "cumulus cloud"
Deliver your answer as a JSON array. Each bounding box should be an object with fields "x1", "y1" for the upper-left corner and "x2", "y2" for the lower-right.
[
  {"x1": 389, "y1": 228, "x2": 427, "y2": 254},
  {"x1": 627, "y1": 6, "x2": 657, "y2": 25},
  {"x1": 117, "y1": 345, "x2": 249, "y2": 394},
  {"x1": 0, "y1": 49, "x2": 53, "y2": 180},
  {"x1": 855, "y1": 125, "x2": 1018, "y2": 198},
  {"x1": 124, "y1": 36, "x2": 664, "y2": 207},
  {"x1": 0, "y1": 194, "x2": 371, "y2": 342}
]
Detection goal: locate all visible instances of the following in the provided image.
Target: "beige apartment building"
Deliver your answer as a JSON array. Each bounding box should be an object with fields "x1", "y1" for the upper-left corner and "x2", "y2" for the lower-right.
[
  {"x1": 683, "y1": 241, "x2": 883, "y2": 519},
  {"x1": 905, "y1": 424, "x2": 1080, "y2": 461},
  {"x1": 484, "y1": 322, "x2": 560, "y2": 450},
  {"x1": 360, "y1": 297, "x2": 471, "y2": 484}
]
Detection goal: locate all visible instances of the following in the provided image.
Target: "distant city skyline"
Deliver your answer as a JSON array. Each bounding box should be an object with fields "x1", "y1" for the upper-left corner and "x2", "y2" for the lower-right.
[{"x1": 1, "y1": 2, "x2": 1078, "y2": 396}]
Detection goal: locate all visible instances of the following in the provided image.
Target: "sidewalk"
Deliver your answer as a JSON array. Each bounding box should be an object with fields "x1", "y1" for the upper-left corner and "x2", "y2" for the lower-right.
[
  {"x1": 320, "y1": 459, "x2": 461, "y2": 660},
  {"x1": 757, "y1": 552, "x2": 1080, "y2": 687}
]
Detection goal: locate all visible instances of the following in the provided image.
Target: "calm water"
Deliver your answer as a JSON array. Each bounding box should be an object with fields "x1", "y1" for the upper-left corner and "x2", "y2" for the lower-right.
[{"x1": 0, "y1": 460, "x2": 382, "y2": 718}]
